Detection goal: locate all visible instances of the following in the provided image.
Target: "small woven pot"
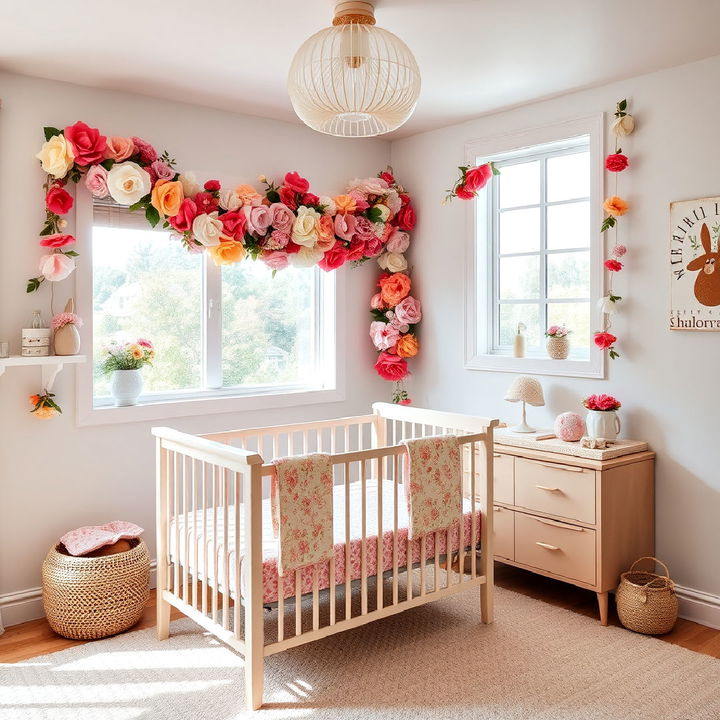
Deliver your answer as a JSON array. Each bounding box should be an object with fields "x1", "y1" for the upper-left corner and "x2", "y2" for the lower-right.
[
  {"x1": 616, "y1": 556, "x2": 678, "y2": 635},
  {"x1": 546, "y1": 335, "x2": 570, "y2": 359},
  {"x1": 42, "y1": 539, "x2": 150, "y2": 640}
]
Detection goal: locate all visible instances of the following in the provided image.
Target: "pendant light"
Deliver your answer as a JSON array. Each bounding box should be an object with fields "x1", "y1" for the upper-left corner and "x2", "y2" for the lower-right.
[{"x1": 288, "y1": 1, "x2": 421, "y2": 138}]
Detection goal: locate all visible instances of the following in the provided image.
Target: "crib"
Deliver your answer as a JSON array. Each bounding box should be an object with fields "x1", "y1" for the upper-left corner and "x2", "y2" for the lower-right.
[{"x1": 153, "y1": 402, "x2": 498, "y2": 710}]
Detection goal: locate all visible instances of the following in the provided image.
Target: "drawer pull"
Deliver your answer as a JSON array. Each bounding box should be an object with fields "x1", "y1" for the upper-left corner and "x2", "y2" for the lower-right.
[
  {"x1": 529, "y1": 460, "x2": 583, "y2": 473},
  {"x1": 494, "y1": 507, "x2": 503, "y2": 512},
  {"x1": 493, "y1": 453, "x2": 503, "y2": 458},
  {"x1": 535, "y1": 541, "x2": 560, "y2": 551},
  {"x1": 534, "y1": 517, "x2": 585, "y2": 532},
  {"x1": 535, "y1": 484, "x2": 561, "y2": 492}
]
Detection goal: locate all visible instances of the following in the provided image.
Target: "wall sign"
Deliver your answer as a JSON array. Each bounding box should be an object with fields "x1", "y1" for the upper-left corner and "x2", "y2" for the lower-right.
[{"x1": 669, "y1": 196, "x2": 720, "y2": 330}]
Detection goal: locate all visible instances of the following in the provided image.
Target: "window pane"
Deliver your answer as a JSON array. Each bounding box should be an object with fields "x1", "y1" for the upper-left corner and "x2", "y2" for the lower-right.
[
  {"x1": 548, "y1": 301, "x2": 591, "y2": 356},
  {"x1": 222, "y1": 262, "x2": 317, "y2": 387},
  {"x1": 498, "y1": 303, "x2": 540, "y2": 349},
  {"x1": 499, "y1": 255, "x2": 539, "y2": 299},
  {"x1": 500, "y1": 207, "x2": 540, "y2": 254},
  {"x1": 547, "y1": 201, "x2": 590, "y2": 250},
  {"x1": 499, "y1": 160, "x2": 540, "y2": 209},
  {"x1": 547, "y1": 150, "x2": 590, "y2": 202},
  {"x1": 547, "y1": 251, "x2": 590, "y2": 299},
  {"x1": 92, "y1": 225, "x2": 202, "y2": 398}
]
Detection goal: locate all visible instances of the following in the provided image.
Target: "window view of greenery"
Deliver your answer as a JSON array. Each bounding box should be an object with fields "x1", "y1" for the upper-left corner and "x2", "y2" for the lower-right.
[{"x1": 494, "y1": 145, "x2": 591, "y2": 357}]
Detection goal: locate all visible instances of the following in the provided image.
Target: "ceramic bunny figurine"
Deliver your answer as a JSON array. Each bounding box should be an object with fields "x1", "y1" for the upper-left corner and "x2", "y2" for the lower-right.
[
  {"x1": 687, "y1": 223, "x2": 720, "y2": 307},
  {"x1": 53, "y1": 298, "x2": 82, "y2": 356}
]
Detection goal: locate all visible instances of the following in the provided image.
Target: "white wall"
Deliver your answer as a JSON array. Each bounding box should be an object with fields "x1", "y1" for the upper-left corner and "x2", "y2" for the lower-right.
[
  {"x1": 0, "y1": 71, "x2": 390, "y2": 620},
  {"x1": 391, "y1": 55, "x2": 720, "y2": 598}
]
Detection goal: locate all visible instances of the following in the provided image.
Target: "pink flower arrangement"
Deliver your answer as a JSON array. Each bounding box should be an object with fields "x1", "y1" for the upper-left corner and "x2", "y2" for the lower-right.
[
  {"x1": 583, "y1": 394, "x2": 621, "y2": 411},
  {"x1": 52, "y1": 312, "x2": 83, "y2": 330},
  {"x1": 545, "y1": 324, "x2": 570, "y2": 338}
]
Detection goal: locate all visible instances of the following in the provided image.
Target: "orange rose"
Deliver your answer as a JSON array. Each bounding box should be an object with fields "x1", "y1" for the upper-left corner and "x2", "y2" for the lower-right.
[
  {"x1": 602, "y1": 196, "x2": 629, "y2": 217},
  {"x1": 104, "y1": 136, "x2": 135, "y2": 162},
  {"x1": 151, "y1": 179, "x2": 184, "y2": 218},
  {"x1": 208, "y1": 238, "x2": 247, "y2": 266},
  {"x1": 234, "y1": 184, "x2": 263, "y2": 206},
  {"x1": 334, "y1": 194, "x2": 357, "y2": 214},
  {"x1": 29, "y1": 394, "x2": 40, "y2": 405},
  {"x1": 315, "y1": 214, "x2": 336, "y2": 251},
  {"x1": 396, "y1": 333, "x2": 419, "y2": 358},
  {"x1": 379, "y1": 272, "x2": 411, "y2": 307}
]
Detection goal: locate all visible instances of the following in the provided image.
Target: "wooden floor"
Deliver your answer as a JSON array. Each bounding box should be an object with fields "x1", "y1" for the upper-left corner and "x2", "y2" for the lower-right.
[{"x1": 2, "y1": 563, "x2": 719, "y2": 664}]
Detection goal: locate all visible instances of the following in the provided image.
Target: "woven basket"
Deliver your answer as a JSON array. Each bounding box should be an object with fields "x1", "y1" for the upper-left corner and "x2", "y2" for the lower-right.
[
  {"x1": 546, "y1": 335, "x2": 570, "y2": 359},
  {"x1": 42, "y1": 538, "x2": 150, "y2": 640},
  {"x1": 616, "y1": 556, "x2": 678, "y2": 635}
]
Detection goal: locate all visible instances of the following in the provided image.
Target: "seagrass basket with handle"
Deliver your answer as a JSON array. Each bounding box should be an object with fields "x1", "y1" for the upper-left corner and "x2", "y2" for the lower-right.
[{"x1": 616, "y1": 556, "x2": 678, "y2": 635}]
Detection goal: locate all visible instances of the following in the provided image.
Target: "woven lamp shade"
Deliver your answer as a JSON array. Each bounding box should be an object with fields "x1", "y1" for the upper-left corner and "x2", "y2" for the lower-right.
[
  {"x1": 288, "y1": 2, "x2": 421, "y2": 137},
  {"x1": 504, "y1": 376, "x2": 545, "y2": 407}
]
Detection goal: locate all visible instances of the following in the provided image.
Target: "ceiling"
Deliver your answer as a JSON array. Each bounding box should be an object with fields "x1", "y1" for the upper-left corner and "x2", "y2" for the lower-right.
[{"x1": 2, "y1": 0, "x2": 720, "y2": 138}]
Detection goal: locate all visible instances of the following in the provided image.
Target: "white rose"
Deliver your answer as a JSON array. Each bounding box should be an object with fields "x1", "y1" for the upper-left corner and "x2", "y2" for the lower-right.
[
  {"x1": 385, "y1": 189, "x2": 402, "y2": 215},
  {"x1": 107, "y1": 161, "x2": 151, "y2": 205},
  {"x1": 374, "y1": 204, "x2": 391, "y2": 222},
  {"x1": 192, "y1": 211, "x2": 224, "y2": 247},
  {"x1": 611, "y1": 115, "x2": 634, "y2": 136},
  {"x1": 179, "y1": 171, "x2": 200, "y2": 197},
  {"x1": 219, "y1": 189, "x2": 242, "y2": 211},
  {"x1": 35, "y1": 134, "x2": 75, "y2": 179},
  {"x1": 292, "y1": 206, "x2": 320, "y2": 247},
  {"x1": 319, "y1": 195, "x2": 336, "y2": 215},
  {"x1": 378, "y1": 251, "x2": 408, "y2": 272},
  {"x1": 597, "y1": 296, "x2": 618, "y2": 315},
  {"x1": 289, "y1": 246, "x2": 324, "y2": 268}
]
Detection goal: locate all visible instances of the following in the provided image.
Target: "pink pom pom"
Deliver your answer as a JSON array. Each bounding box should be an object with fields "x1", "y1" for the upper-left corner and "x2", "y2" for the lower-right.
[
  {"x1": 554, "y1": 412, "x2": 586, "y2": 442},
  {"x1": 613, "y1": 245, "x2": 627, "y2": 257}
]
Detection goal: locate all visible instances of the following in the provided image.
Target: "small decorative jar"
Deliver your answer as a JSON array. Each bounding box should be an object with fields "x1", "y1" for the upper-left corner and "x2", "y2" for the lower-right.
[
  {"x1": 585, "y1": 409, "x2": 621, "y2": 441},
  {"x1": 110, "y1": 369, "x2": 144, "y2": 407},
  {"x1": 545, "y1": 324, "x2": 571, "y2": 359}
]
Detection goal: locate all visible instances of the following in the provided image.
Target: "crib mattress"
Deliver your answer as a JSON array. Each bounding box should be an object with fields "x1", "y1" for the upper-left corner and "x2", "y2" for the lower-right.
[{"x1": 169, "y1": 478, "x2": 483, "y2": 604}]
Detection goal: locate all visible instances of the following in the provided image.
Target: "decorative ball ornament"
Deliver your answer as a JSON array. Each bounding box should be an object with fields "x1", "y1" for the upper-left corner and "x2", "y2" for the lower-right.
[
  {"x1": 554, "y1": 412, "x2": 586, "y2": 442},
  {"x1": 288, "y1": 1, "x2": 421, "y2": 137}
]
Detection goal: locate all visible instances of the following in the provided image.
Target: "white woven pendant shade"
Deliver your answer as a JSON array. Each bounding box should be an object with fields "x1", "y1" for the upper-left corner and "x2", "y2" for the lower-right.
[{"x1": 288, "y1": 1, "x2": 421, "y2": 137}]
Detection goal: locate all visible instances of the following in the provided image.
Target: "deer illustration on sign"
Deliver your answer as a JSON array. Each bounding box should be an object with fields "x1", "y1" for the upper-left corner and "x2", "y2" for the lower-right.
[{"x1": 687, "y1": 223, "x2": 720, "y2": 307}]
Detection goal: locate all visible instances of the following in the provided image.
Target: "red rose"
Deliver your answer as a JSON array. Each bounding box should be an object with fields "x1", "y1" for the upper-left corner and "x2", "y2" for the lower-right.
[
  {"x1": 455, "y1": 185, "x2": 476, "y2": 200},
  {"x1": 399, "y1": 193, "x2": 410, "y2": 207},
  {"x1": 39, "y1": 233, "x2": 75, "y2": 248},
  {"x1": 278, "y1": 185, "x2": 298, "y2": 210},
  {"x1": 464, "y1": 163, "x2": 492, "y2": 192},
  {"x1": 374, "y1": 352, "x2": 409, "y2": 381},
  {"x1": 283, "y1": 171, "x2": 310, "y2": 194},
  {"x1": 204, "y1": 179, "x2": 221, "y2": 192},
  {"x1": 302, "y1": 192, "x2": 320, "y2": 206},
  {"x1": 64, "y1": 121, "x2": 107, "y2": 166},
  {"x1": 396, "y1": 204, "x2": 416, "y2": 231},
  {"x1": 46, "y1": 185, "x2": 74, "y2": 215},
  {"x1": 168, "y1": 199, "x2": 198, "y2": 232},
  {"x1": 399, "y1": 398, "x2": 412, "y2": 406},
  {"x1": 604, "y1": 259, "x2": 623, "y2": 272},
  {"x1": 194, "y1": 191, "x2": 219, "y2": 214},
  {"x1": 346, "y1": 238, "x2": 366, "y2": 262},
  {"x1": 131, "y1": 137, "x2": 158, "y2": 164},
  {"x1": 220, "y1": 210, "x2": 247, "y2": 241},
  {"x1": 593, "y1": 331, "x2": 617, "y2": 350},
  {"x1": 605, "y1": 153, "x2": 629, "y2": 172},
  {"x1": 379, "y1": 171, "x2": 395, "y2": 184},
  {"x1": 318, "y1": 244, "x2": 349, "y2": 271},
  {"x1": 285, "y1": 240, "x2": 302, "y2": 254}
]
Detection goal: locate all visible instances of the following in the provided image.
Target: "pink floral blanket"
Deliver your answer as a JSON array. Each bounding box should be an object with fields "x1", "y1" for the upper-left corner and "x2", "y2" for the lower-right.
[
  {"x1": 60, "y1": 520, "x2": 144, "y2": 556},
  {"x1": 271, "y1": 454, "x2": 334, "y2": 576},
  {"x1": 402, "y1": 436, "x2": 462, "y2": 539}
]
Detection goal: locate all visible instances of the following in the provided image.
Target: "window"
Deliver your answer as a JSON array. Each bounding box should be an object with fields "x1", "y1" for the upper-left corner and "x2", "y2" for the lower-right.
[
  {"x1": 85, "y1": 201, "x2": 338, "y2": 417},
  {"x1": 465, "y1": 116, "x2": 605, "y2": 378}
]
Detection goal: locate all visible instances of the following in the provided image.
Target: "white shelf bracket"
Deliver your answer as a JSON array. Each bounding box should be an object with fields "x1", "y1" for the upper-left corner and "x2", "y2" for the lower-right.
[{"x1": 41, "y1": 361, "x2": 64, "y2": 392}]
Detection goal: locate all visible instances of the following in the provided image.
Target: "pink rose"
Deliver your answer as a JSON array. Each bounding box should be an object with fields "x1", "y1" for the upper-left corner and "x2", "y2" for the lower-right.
[
  {"x1": 269, "y1": 202, "x2": 294, "y2": 234},
  {"x1": 346, "y1": 237, "x2": 366, "y2": 262},
  {"x1": 334, "y1": 213, "x2": 356, "y2": 241},
  {"x1": 261, "y1": 250, "x2": 289, "y2": 270},
  {"x1": 318, "y1": 244, "x2": 349, "y2": 271},
  {"x1": 464, "y1": 163, "x2": 492, "y2": 192},
  {"x1": 593, "y1": 331, "x2": 617, "y2": 350},
  {"x1": 46, "y1": 185, "x2": 74, "y2": 215},
  {"x1": 64, "y1": 121, "x2": 107, "y2": 166},
  {"x1": 348, "y1": 189, "x2": 370, "y2": 212},
  {"x1": 150, "y1": 160, "x2": 175, "y2": 182},
  {"x1": 386, "y1": 228, "x2": 410, "y2": 254},
  {"x1": 547, "y1": 325, "x2": 561, "y2": 335},
  {"x1": 370, "y1": 321, "x2": 401, "y2": 351},
  {"x1": 39, "y1": 252, "x2": 75, "y2": 281},
  {"x1": 194, "y1": 191, "x2": 219, "y2": 214},
  {"x1": 220, "y1": 210, "x2": 247, "y2": 241},
  {"x1": 39, "y1": 233, "x2": 75, "y2": 248},
  {"x1": 84, "y1": 165, "x2": 109, "y2": 198},
  {"x1": 168, "y1": 198, "x2": 198, "y2": 232},
  {"x1": 370, "y1": 292, "x2": 386, "y2": 310},
  {"x1": 365, "y1": 235, "x2": 384, "y2": 257},
  {"x1": 604, "y1": 259, "x2": 623, "y2": 272},
  {"x1": 394, "y1": 296, "x2": 422, "y2": 325},
  {"x1": 353, "y1": 216, "x2": 376, "y2": 242},
  {"x1": 263, "y1": 230, "x2": 290, "y2": 250},
  {"x1": 104, "y1": 136, "x2": 135, "y2": 162},
  {"x1": 131, "y1": 137, "x2": 158, "y2": 164},
  {"x1": 283, "y1": 171, "x2": 310, "y2": 194},
  {"x1": 244, "y1": 205, "x2": 272, "y2": 236},
  {"x1": 455, "y1": 185, "x2": 475, "y2": 200},
  {"x1": 374, "y1": 351, "x2": 408, "y2": 381}
]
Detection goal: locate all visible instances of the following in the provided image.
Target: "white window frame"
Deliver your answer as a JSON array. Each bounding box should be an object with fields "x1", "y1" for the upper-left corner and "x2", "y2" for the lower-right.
[
  {"x1": 464, "y1": 114, "x2": 606, "y2": 379},
  {"x1": 75, "y1": 188, "x2": 345, "y2": 426}
]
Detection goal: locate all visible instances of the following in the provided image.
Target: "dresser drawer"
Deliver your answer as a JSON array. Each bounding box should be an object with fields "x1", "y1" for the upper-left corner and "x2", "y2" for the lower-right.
[
  {"x1": 514, "y1": 457, "x2": 595, "y2": 524},
  {"x1": 493, "y1": 453, "x2": 514, "y2": 505},
  {"x1": 514, "y1": 512, "x2": 596, "y2": 585},
  {"x1": 493, "y1": 506, "x2": 514, "y2": 560}
]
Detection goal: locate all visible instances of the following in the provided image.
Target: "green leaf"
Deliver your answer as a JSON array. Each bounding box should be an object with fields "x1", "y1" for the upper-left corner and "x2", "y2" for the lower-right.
[
  {"x1": 26, "y1": 277, "x2": 43, "y2": 293},
  {"x1": 366, "y1": 207, "x2": 382, "y2": 223},
  {"x1": 600, "y1": 216, "x2": 616, "y2": 233},
  {"x1": 145, "y1": 204, "x2": 160, "y2": 227},
  {"x1": 39, "y1": 223, "x2": 55, "y2": 236},
  {"x1": 100, "y1": 159, "x2": 115, "y2": 171},
  {"x1": 63, "y1": 250, "x2": 79, "y2": 257},
  {"x1": 618, "y1": 99, "x2": 627, "y2": 112},
  {"x1": 609, "y1": 349, "x2": 620, "y2": 360},
  {"x1": 128, "y1": 199, "x2": 145, "y2": 212},
  {"x1": 609, "y1": 294, "x2": 622, "y2": 303},
  {"x1": 266, "y1": 190, "x2": 280, "y2": 204},
  {"x1": 43, "y1": 126, "x2": 62, "y2": 141},
  {"x1": 271, "y1": 269, "x2": 278, "y2": 279},
  {"x1": 490, "y1": 162, "x2": 501, "y2": 176}
]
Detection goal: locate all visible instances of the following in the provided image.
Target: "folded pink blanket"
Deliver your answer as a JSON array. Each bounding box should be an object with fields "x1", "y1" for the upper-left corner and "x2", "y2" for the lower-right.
[{"x1": 60, "y1": 521, "x2": 144, "y2": 556}]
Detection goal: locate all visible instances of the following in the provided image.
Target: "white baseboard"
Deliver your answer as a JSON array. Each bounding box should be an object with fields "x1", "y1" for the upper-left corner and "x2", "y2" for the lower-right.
[
  {"x1": 675, "y1": 584, "x2": 720, "y2": 630},
  {"x1": 0, "y1": 562, "x2": 157, "y2": 632}
]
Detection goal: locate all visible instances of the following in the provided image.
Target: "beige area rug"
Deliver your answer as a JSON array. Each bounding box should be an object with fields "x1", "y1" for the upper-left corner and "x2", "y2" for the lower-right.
[{"x1": 1, "y1": 586, "x2": 719, "y2": 720}]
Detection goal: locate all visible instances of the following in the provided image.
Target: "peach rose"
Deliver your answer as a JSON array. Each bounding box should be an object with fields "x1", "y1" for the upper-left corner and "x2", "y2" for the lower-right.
[
  {"x1": 151, "y1": 179, "x2": 184, "y2": 218},
  {"x1": 603, "y1": 196, "x2": 629, "y2": 217},
  {"x1": 208, "y1": 239, "x2": 247, "y2": 266},
  {"x1": 334, "y1": 194, "x2": 358, "y2": 214},
  {"x1": 396, "y1": 333, "x2": 419, "y2": 358},
  {"x1": 104, "y1": 136, "x2": 135, "y2": 162},
  {"x1": 234, "y1": 184, "x2": 263, "y2": 206},
  {"x1": 379, "y1": 272, "x2": 411, "y2": 307},
  {"x1": 315, "y1": 214, "x2": 336, "y2": 251}
]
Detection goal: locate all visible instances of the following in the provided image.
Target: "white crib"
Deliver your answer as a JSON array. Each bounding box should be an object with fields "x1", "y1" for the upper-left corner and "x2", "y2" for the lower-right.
[{"x1": 153, "y1": 402, "x2": 498, "y2": 710}]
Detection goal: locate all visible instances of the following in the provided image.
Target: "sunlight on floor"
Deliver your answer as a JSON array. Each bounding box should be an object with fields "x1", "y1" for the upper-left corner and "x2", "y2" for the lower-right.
[
  {"x1": 53, "y1": 647, "x2": 242, "y2": 672},
  {"x1": 0, "y1": 708, "x2": 144, "y2": 720}
]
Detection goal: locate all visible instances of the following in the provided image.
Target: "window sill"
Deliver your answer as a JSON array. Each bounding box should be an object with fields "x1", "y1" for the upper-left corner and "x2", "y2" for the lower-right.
[
  {"x1": 76, "y1": 385, "x2": 345, "y2": 427},
  {"x1": 465, "y1": 352, "x2": 605, "y2": 379}
]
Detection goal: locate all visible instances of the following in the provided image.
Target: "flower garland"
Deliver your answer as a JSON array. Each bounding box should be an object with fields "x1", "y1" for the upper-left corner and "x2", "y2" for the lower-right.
[
  {"x1": 444, "y1": 162, "x2": 498, "y2": 202},
  {"x1": 596, "y1": 99, "x2": 635, "y2": 360},
  {"x1": 31, "y1": 122, "x2": 419, "y2": 404}
]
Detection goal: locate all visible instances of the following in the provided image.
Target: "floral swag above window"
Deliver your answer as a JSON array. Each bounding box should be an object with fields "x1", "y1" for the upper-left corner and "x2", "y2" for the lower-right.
[{"x1": 31, "y1": 122, "x2": 420, "y2": 404}]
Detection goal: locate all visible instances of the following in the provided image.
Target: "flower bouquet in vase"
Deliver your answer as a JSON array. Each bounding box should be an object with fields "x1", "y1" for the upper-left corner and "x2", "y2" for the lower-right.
[
  {"x1": 545, "y1": 325, "x2": 571, "y2": 359},
  {"x1": 100, "y1": 339, "x2": 155, "y2": 406},
  {"x1": 583, "y1": 394, "x2": 621, "y2": 441}
]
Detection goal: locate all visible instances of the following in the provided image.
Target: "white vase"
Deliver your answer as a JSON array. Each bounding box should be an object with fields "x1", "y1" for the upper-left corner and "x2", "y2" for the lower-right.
[
  {"x1": 585, "y1": 410, "x2": 621, "y2": 441},
  {"x1": 110, "y1": 369, "x2": 144, "y2": 407}
]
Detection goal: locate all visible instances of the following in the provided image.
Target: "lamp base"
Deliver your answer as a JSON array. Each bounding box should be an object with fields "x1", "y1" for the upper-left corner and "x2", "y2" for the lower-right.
[{"x1": 510, "y1": 419, "x2": 536, "y2": 433}]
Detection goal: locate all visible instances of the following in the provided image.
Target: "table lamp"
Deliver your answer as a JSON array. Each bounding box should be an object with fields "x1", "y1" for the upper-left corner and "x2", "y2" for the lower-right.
[{"x1": 504, "y1": 376, "x2": 545, "y2": 433}]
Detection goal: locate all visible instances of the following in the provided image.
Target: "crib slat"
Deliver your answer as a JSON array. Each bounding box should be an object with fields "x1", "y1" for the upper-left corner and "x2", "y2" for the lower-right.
[
  {"x1": 192, "y1": 460, "x2": 198, "y2": 610},
  {"x1": 434, "y1": 531, "x2": 440, "y2": 593},
  {"x1": 202, "y1": 462, "x2": 208, "y2": 616},
  {"x1": 312, "y1": 567, "x2": 319, "y2": 631},
  {"x1": 183, "y1": 455, "x2": 189, "y2": 604},
  {"x1": 393, "y1": 454, "x2": 399, "y2": 605},
  {"x1": 329, "y1": 556, "x2": 336, "y2": 626},
  {"x1": 471, "y1": 442, "x2": 477, "y2": 579},
  {"x1": 377, "y1": 456, "x2": 383, "y2": 611},
  {"x1": 361, "y1": 459, "x2": 367, "y2": 616},
  {"x1": 407, "y1": 534, "x2": 413, "y2": 601},
  {"x1": 447, "y1": 526, "x2": 453, "y2": 588},
  {"x1": 234, "y1": 472, "x2": 241, "y2": 637},
  {"x1": 222, "y1": 469, "x2": 230, "y2": 630},
  {"x1": 173, "y1": 452, "x2": 180, "y2": 596},
  {"x1": 295, "y1": 569, "x2": 302, "y2": 636},
  {"x1": 277, "y1": 573, "x2": 284, "y2": 642},
  {"x1": 212, "y1": 464, "x2": 219, "y2": 624},
  {"x1": 420, "y1": 534, "x2": 426, "y2": 596}
]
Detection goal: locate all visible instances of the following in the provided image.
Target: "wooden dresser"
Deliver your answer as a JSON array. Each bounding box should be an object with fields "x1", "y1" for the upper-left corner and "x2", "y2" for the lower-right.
[{"x1": 490, "y1": 444, "x2": 655, "y2": 624}]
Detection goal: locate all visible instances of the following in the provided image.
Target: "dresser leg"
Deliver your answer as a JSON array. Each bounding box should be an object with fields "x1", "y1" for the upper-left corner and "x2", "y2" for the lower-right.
[{"x1": 597, "y1": 591, "x2": 609, "y2": 626}]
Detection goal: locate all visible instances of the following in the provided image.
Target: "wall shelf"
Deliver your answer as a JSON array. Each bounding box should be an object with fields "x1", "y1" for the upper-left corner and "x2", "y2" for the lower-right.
[{"x1": 0, "y1": 355, "x2": 86, "y2": 391}]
